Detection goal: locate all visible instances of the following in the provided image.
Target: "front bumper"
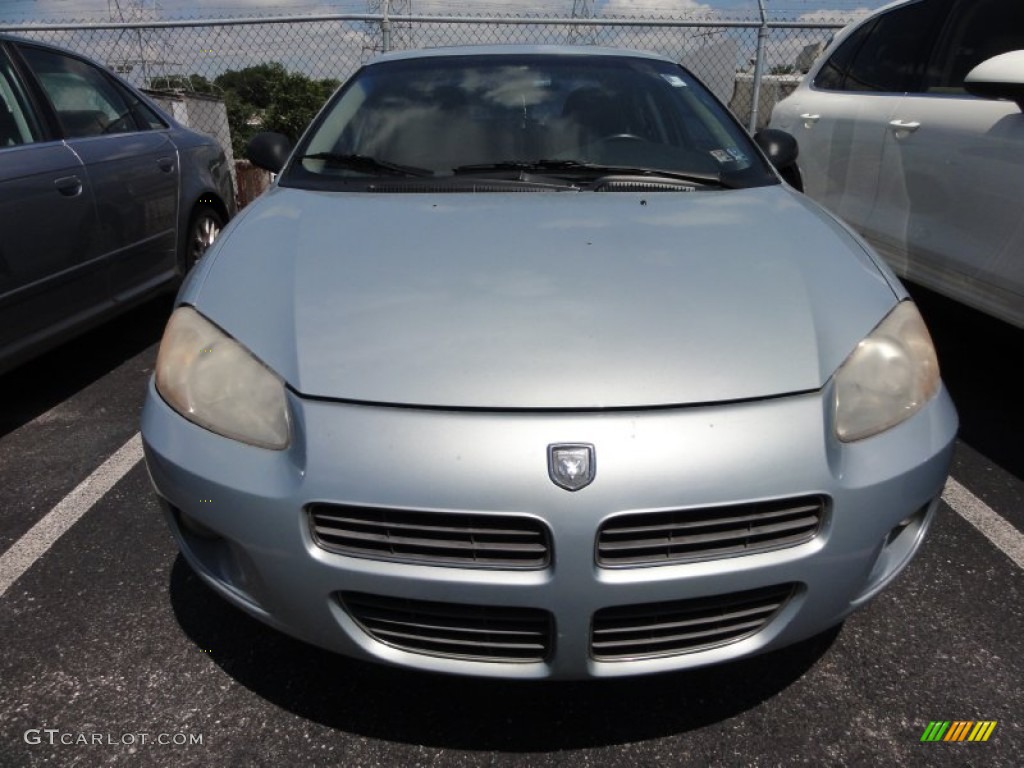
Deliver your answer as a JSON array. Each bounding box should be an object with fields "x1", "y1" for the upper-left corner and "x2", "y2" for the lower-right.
[{"x1": 141, "y1": 379, "x2": 956, "y2": 679}]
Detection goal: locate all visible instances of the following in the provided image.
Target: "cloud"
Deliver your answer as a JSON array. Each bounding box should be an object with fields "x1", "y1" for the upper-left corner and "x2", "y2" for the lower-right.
[
  {"x1": 1, "y1": 0, "x2": 850, "y2": 94},
  {"x1": 1, "y1": 0, "x2": 369, "y2": 23},
  {"x1": 415, "y1": 0, "x2": 579, "y2": 13},
  {"x1": 601, "y1": 0, "x2": 715, "y2": 18},
  {"x1": 796, "y1": 7, "x2": 873, "y2": 24}
]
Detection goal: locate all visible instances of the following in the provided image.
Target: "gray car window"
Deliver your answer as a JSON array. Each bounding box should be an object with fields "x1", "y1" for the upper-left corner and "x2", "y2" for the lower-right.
[
  {"x1": 19, "y1": 45, "x2": 139, "y2": 138},
  {"x1": 925, "y1": 0, "x2": 1024, "y2": 93},
  {"x1": 0, "y1": 49, "x2": 39, "y2": 146},
  {"x1": 813, "y1": 18, "x2": 877, "y2": 91},
  {"x1": 130, "y1": 98, "x2": 167, "y2": 130},
  {"x1": 818, "y1": 0, "x2": 946, "y2": 93},
  {"x1": 293, "y1": 54, "x2": 775, "y2": 188}
]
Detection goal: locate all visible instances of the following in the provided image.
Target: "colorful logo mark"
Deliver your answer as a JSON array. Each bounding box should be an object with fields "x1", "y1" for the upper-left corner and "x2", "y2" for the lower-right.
[{"x1": 920, "y1": 721, "x2": 997, "y2": 742}]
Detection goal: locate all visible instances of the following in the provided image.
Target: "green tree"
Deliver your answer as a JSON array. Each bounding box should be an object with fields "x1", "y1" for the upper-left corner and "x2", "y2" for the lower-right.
[
  {"x1": 215, "y1": 62, "x2": 286, "y2": 111},
  {"x1": 263, "y1": 70, "x2": 339, "y2": 145},
  {"x1": 214, "y1": 63, "x2": 338, "y2": 157}
]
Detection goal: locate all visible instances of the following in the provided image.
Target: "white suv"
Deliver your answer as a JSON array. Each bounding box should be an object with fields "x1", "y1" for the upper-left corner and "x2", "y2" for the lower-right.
[{"x1": 770, "y1": 0, "x2": 1024, "y2": 328}]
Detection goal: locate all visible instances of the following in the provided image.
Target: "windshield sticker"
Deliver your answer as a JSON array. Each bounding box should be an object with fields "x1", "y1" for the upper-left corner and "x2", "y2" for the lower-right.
[
  {"x1": 710, "y1": 149, "x2": 733, "y2": 164},
  {"x1": 660, "y1": 74, "x2": 688, "y2": 87},
  {"x1": 726, "y1": 148, "x2": 749, "y2": 163}
]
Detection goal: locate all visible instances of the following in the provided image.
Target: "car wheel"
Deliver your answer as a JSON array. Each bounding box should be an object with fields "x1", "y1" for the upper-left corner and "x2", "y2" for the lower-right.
[{"x1": 184, "y1": 205, "x2": 224, "y2": 270}]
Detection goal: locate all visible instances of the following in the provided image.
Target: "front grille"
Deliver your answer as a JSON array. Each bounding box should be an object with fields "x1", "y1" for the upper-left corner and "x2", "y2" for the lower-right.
[
  {"x1": 591, "y1": 583, "x2": 795, "y2": 661},
  {"x1": 309, "y1": 504, "x2": 550, "y2": 569},
  {"x1": 596, "y1": 496, "x2": 825, "y2": 567},
  {"x1": 341, "y1": 592, "x2": 553, "y2": 663}
]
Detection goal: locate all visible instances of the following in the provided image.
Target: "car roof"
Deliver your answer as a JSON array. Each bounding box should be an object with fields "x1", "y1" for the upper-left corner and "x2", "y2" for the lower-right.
[
  {"x1": 0, "y1": 32, "x2": 182, "y2": 128},
  {"x1": 0, "y1": 32, "x2": 130, "y2": 70},
  {"x1": 368, "y1": 44, "x2": 677, "y2": 66},
  {"x1": 0, "y1": 33, "x2": 69, "y2": 48}
]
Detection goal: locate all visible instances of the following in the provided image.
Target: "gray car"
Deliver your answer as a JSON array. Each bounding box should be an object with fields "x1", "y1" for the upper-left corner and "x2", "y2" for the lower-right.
[
  {"x1": 141, "y1": 46, "x2": 957, "y2": 680},
  {"x1": 0, "y1": 35, "x2": 235, "y2": 374}
]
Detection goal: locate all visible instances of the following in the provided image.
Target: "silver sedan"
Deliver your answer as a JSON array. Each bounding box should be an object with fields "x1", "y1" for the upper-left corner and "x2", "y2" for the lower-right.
[{"x1": 141, "y1": 46, "x2": 957, "y2": 679}]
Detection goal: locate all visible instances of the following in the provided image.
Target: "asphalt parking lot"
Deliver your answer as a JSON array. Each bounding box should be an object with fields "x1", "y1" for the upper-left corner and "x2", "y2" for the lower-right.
[{"x1": 0, "y1": 282, "x2": 1021, "y2": 768}]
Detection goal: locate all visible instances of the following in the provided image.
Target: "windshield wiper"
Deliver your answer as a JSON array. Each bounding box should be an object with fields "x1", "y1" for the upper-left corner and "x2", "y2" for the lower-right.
[
  {"x1": 452, "y1": 159, "x2": 731, "y2": 187},
  {"x1": 298, "y1": 152, "x2": 433, "y2": 177},
  {"x1": 452, "y1": 159, "x2": 597, "y2": 175}
]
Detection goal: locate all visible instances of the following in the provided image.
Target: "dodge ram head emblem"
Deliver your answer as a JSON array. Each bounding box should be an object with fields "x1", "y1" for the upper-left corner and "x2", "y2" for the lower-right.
[{"x1": 548, "y1": 444, "x2": 596, "y2": 491}]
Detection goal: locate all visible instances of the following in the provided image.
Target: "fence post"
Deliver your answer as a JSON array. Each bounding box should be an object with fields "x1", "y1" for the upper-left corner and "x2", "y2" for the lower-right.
[
  {"x1": 748, "y1": 0, "x2": 768, "y2": 133},
  {"x1": 381, "y1": 0, "x2": 392, "y2": 52}
]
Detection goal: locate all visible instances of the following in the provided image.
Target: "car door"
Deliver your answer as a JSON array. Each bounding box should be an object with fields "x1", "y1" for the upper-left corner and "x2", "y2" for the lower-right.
[
  {"x1": 0, "y1": 44, "x2": 105, "y2": 370},
  {"x1": 771, "y1": 0, "x2": 950, "y2": 230},
  {"x1": 15, "y1": 43, "x2": 180, "y2": 303},
  {"x1": 868, "y1": 0, "x2": 1024, "y2": 327}
]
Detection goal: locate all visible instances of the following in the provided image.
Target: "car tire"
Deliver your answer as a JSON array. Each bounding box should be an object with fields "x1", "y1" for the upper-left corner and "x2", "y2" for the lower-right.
[{"x1": 183, "y1": 204, "x2": 224, "y2": 271}]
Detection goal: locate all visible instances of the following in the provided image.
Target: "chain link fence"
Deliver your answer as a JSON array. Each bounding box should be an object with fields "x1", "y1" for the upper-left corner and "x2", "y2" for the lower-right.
[{"x1": 1, "y1": 12, "x2": 853, "y2": 201}]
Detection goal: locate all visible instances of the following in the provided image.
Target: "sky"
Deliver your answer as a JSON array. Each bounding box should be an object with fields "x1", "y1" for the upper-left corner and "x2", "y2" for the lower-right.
[
  {"x1": 1, "y1": 0, "x2": 890, "y2": 25},
  {"x1": 0, "y1": 0, "x2": 884, "y2": 91}
]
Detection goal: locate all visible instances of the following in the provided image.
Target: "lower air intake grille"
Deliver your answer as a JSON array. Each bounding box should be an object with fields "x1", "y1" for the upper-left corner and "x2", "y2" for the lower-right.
[
  {"x1": 595, "y1": 179, "x2": 697, "y2": 193},
  {"x1": 597, "y1": 496, "x2": 825, "y2": 567},
  {"x1": 309, "y1": 504, "x2": 550, "y2": 569},
  {"x1": 591, "y1": 583, "x2": 796, "y2": 660},
  {"x1": 341, "y1": 592, "x2": 552, "y2": 663}
]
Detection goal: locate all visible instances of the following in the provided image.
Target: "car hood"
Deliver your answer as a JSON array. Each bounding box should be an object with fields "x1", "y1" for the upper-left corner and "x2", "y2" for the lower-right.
[{"x1": 190, "y1": 185, "x2": 897, "y2": 408}]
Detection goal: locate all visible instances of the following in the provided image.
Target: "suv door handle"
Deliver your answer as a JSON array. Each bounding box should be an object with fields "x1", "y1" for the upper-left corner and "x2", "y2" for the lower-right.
[
  {"x1": 888, "y1": 119, "x2": 921, "y2": 133},
  {"x1": 54, "y1": 175, "x2": 83, "y2": 197},
  {"x1": 157, "y1": 157, "x2": 175, "y2": 172},
  {"x1": 800, "y1": 113, "x2": 821, "y2": 125}
]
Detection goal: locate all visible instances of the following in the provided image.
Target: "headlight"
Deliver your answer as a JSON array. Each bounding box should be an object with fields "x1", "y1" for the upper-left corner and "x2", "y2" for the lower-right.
[
  {"x1": 155, "y1": 306, "x2": 290, "y2": 449},
  {"x1": 834, "y1": 301, "x2": 939, "y2": 442}
]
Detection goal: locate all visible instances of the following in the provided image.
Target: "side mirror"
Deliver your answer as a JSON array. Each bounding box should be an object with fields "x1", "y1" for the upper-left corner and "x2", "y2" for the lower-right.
[
  {"x1": 964, "y1": 50, "x2": 1024, "y2": 111},
  {"x1": 246, "y1": 132, "x2": 292, "y2": 174},
  {"x1": 753, "y1": 128, "x2": 802, "y2": 191}
]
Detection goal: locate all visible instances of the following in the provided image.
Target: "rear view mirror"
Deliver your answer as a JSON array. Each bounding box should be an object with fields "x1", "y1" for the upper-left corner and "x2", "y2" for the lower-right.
[
  {"x1": 247, "y1": 132, "x2": 292, "y2": 174},
  {"x1": 964, "y1": 50, "x2": 1024, "y2": 111},
  {"x1": 754, "y1": 128, "x2": 802, "y2": 191}
]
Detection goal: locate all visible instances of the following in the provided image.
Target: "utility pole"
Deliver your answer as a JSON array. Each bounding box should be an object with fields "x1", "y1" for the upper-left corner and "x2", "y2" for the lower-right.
[
  {"x1": 569, "y1": 0, "x2": 596, "y2": 46},
  {"x1": 107, "y1": 0, "x2": 168, "y2": 86}
]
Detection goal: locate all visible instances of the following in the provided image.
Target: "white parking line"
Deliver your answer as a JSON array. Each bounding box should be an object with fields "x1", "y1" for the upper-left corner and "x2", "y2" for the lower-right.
[
  {"x1": 0, "y1": 434, "x2": 1020, "y2": 599},
  {"x1": 942, "y1": 476, "x2": 1024, "y2": 570},
  {"x1": 0, "y1": 433, "x2": 143, "y2": 598}
]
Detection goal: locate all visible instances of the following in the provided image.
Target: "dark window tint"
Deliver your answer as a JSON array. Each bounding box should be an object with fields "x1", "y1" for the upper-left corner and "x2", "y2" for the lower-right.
[
  {"x1": 0, "y1": 49, "x2": 40, "y2": 146},
  {"x1": 19, "y1": 46, "x2": 142, "y2": 138},
  {"x1": 817, "y1": 0, "x2": 947, "y2": 93},
  {"x1": 926, "y1": 0, "x2": 1024, "y2": 93},
  {"x1": 814, "y1": 19, "x2": 877, "y2": 91}
]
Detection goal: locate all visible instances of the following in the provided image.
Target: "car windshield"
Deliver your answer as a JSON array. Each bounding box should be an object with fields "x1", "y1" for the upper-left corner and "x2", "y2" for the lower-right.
[{"x1": 284, "y1": 52, "x2": 777, "y2": 190}]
